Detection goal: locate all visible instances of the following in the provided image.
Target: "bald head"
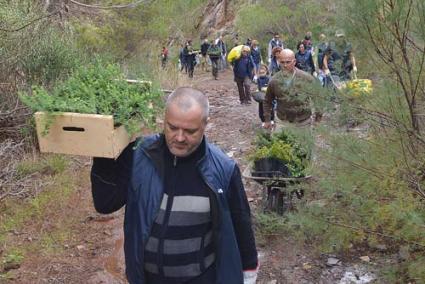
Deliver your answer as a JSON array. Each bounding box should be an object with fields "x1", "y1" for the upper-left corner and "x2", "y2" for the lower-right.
[
  {"x1": 277, "y1": 49, "x2": 296, "y2": 73},
  {"x1": 280, "y1": 48, "x2": 295, "y2": 59},
  {"x1": 166, "y1": 87, "x2": 209, "y2": 123}
]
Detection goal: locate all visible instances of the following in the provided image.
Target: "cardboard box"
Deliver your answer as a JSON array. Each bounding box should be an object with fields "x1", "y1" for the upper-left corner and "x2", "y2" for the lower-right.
[{"x1": 35, "y1": 112, "x2": 130, "y2": 158}]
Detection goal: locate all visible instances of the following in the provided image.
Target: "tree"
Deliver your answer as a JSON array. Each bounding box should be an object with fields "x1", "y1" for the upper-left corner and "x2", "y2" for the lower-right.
[{"x1": 342, "y1": 0, "x2": 425, "y2": 134}]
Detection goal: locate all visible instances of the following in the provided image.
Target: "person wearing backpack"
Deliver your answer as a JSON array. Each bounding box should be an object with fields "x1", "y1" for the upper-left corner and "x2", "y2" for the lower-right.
[
  {"x1": 334, "y1": 30, "x2": 357, "y2": 80},
  {"x1": 184, "y1": 40, "x2": 198, "y2": 78},
  {"x1": 216, "y1": 35, "x2": 227, "y2": 71},
  {"x1": 207, "y1": 40, "x2": 222, "y2": 80},
  {"x1": 232, "y1": 45, "x2": 255, "y2": 104}
]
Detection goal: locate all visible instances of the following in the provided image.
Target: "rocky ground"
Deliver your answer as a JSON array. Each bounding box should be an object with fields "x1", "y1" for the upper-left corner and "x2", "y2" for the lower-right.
[{"x1": 4, "y1": 68, "x2": 381, "y2": 283}]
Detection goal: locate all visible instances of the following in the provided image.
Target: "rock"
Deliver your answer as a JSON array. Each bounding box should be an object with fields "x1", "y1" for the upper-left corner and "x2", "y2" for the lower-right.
[
  {"x1": 375, "y1": 244, "x2": 387, "y2": 251},
  {"x1": 302, "y1": 262, "x2": 312, "y2": 270},
  {"x1": 360, "y1": 255, "x2": 370, "y2": 262},
  {"x1": 398, "y1": 245, "x2": 410, "y2": 261},
  {"x1": 226, "y1": 151, "x2": 235, "y2": 157},
  {"x1": 3, "y1": 262, "x2": 20, "y2": 271},
  {"x1": 267, "y1": 280, "x2": 277, "y2": 284},
  {"x1": 247, "y1": 197, "x2": 254, "y2": 202},
  {"x1": 326, "y1": 257, "x2": 340, "y2": 266},
  {"x1": 76, "y1": 245, "x2": 85, "y2": 251}
]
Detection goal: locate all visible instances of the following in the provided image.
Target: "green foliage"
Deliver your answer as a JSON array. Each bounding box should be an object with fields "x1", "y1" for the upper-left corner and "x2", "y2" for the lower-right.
[
  {"x1": 254, "y1": 212, "x2": 288, "y2": 236},
  {"x1": 235, "y1": 0, "x2": 338, "y2": 50},
  {"x1": 0, "y1": 1, "x2": 83, "y2": 86},
  {"x1": 251, "y1": 129, "x2": 312, "y2": 177},
  {"x1": 73, "y1": 0, "x2": 206, "y2": 59},
  {"x1": 16, "y1": 155, "x2": 68, "y2": 178},
  {"x1": 20, "y1": 59, "x2": 164, "y2": 136},
  {"x1": 1, "y1": 249, "x2": 24, "y2": 271},
  {"x1": 20, "y1": 27, "x2": 83, "y2": 86}
]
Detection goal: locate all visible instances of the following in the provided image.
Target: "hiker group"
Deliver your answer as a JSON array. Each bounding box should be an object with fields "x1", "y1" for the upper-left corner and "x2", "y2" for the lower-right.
[{"x1": 170, "y1": 31, "x2": 357, "y2": 128}]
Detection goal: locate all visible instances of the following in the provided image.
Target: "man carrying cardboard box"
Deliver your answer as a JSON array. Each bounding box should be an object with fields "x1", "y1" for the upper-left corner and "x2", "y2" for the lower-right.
[{"x1": 91, "y1": 87, "x2": 259, "y2": 284}]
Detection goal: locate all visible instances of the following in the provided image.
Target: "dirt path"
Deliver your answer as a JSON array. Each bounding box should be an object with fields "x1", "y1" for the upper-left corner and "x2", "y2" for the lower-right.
[{"x1": 9, "y1": 68, "x2": 372, "y2": 284}]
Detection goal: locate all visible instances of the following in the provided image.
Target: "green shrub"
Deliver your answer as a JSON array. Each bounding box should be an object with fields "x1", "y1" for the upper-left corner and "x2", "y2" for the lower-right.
[
  {"x1": 251, "y1": 129, "x2": 312, "y2": 177},
  {"x1": 20, "y1": 27, "x2": 83, "y2": 86},
  {"x1": 16, "y1": 155, "x2": 68, "y2": 178},
  {"x1": 255, "y1": 212, "x2": 288, "y2": 236},
  {"x1": 20, "y1": 58, "x2": 164, "y2": 136}
]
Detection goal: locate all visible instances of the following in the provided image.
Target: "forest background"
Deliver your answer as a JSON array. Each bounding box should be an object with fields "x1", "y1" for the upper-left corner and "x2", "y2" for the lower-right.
[{"x1": 1, "y1": 0, "x2": 424, "y2": 282}]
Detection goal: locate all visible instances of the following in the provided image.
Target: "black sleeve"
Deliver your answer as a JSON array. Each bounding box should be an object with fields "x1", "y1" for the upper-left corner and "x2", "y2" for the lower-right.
[
  {"x1": 228, "y1": 165, "x2": 258, "y2": 270},
  {"x1": 90, "y1": 142, "x2": 134, "y2": 214}
]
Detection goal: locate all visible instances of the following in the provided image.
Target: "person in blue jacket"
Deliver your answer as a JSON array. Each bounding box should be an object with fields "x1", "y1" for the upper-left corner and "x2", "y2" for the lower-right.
[
  {"x1": 232, "y1": 45, "x2": 255, "y2": 104},
  {"x1": 91, "y1": 87, "x2": 259, "y2": 284},
  {"x1": 295, "y1": 42, "x2": 316, "y2": 76}
]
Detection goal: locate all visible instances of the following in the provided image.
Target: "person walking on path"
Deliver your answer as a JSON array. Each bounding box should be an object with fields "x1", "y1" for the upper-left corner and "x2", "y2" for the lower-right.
[
  {"x1": 207, "y1": 40, "x2": 222, "y2": 80},
  {"x1": 179, "y1": 43, "x2": 187, "y2": 73},
  {"x1": 270, "y1": 46, "x2": 283, "y2": 76},
  {"x1": 267, "y1": 33, "x2": 284, "y2": 71},
  {"x1": 334, "y1": 30, "x2": 358, "y2": 81},
  {"x1": 250, "y1": 39, "x2": 262, "y2": 80},
  {"x1": 232, "y1": 45, "x2": 256, "y2": 104},
  {"x1": 200, "y1": 39, "x2": 210, "y2": 72},
  {"x1": 295, "y1": 42, "x2": 316, "y2": 76},
  {"x1": 184, "y1": 41, "x2": 197, "y2": 78},
  {"x1": 160, "y1": 46, "x2": 168, "y2": 69},
  {"x1": 263, "y1": 48, "x2": 317, "y2": 130},
  {"x1": 91, "y1": 87, "x2": 259, "y2": 284},
  {"x1": 256, "y1": 64, "x2": 275, "y2": 126},
  {"x1": 216, "y1": 35, "x2": 227, "y2": 71}
]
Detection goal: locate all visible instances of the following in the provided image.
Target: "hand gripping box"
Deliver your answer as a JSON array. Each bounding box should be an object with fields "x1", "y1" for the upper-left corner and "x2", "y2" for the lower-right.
[{"x1": 35, "y1": 112, "x2": 130, "y2": 158}]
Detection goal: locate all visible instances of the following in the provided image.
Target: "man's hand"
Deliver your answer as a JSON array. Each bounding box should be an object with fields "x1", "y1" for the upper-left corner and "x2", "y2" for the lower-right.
[
  {"x1": 324, "y1": 69, "x2": 330, "y2": 76},
  {"x1": 313, "y1": 71, "x2": 318, "y2": 78},
  {"x1": 243, "y1": 263, "x2": 259, "y2": 284},
  {"x1": 243, "y1": 270, "x2": 258, "y2": 284},
  {"x1": 353, "y1": 66, "x2": 357, "y2": 73}
]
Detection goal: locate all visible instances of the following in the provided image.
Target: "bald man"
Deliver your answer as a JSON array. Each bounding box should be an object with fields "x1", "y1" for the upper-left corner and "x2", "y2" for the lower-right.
[
  {"x1": 91, "y1": 87, "x2": 258, "y2": 284},
  {"x1": 263, "y1": 48, "x2": 316, "y2": 129}
]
